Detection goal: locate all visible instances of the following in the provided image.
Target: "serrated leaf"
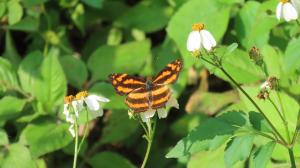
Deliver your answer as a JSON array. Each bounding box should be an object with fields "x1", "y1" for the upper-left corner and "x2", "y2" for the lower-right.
[
  {"x1": 224, "y1": 135, "x2": 254, "y2": 168},
  {"x1": 0, "y1": 58, "x2": 19, "y2": 92},
  {"x1": 252, "y1": 141, "x2": 276, "y2": 168}
]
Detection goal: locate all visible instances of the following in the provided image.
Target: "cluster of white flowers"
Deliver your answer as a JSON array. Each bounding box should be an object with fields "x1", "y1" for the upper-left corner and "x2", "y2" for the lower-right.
[
  {"x1": 276, "y1": 0, "x2": 300, "y2": 21},
  {"x1": 63, "y1": 91, "x2": 109, "y2": 137},
  {"x1": 186, "y1": 23, "x2": 217, "y2": 57},
  {"x1": 136, "y1": 95, "x2": 179, "y2": 123}
]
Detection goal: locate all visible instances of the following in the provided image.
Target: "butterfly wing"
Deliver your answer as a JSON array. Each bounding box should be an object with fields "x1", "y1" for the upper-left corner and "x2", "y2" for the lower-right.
[
  {"x1": 109, "y1": 73, "x2": 146, "y2": 95},
  {"x1": 152, "y1": 59, "x2": 183, "y2": 85},
  {"x1": 125, "y1": 85, "x2": 171, "y2": 112}
]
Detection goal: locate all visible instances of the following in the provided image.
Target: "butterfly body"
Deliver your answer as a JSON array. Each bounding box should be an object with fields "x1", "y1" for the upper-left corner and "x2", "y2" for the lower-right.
[{"x1": 109, "y1": 59, "x2": 183, "y2": 113}]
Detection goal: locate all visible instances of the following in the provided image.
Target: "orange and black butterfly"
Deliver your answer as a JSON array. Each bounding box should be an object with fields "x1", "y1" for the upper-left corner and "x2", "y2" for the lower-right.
[{"x1": 108, "y1": 59, "x2": 183, "y2": 112}]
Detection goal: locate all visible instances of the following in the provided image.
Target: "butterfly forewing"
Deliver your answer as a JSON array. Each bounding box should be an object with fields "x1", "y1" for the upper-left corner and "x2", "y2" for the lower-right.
[
  {"x1": 152, "y1": 59, "x2": 183, "y2": 85},
  {"x1": 109, "y1": 73, "x2": 146, "y2": 95}
]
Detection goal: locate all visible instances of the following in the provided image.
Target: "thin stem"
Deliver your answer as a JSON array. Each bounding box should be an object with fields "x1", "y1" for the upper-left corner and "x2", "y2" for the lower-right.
[
  {"x1": 218, "y1": 66, "x2": 287, "y2": 145},
  {"x1": 275, "y1": 91, "x2": 291, "y2": 143},
  {"x1": 77, "y1": 110, "x2": 89, "y2": 154},
  {"x1": 73, "y1": 120, "x2": 79, "y2": 168},
  {"x1": 268, "y1": 97, "x2": 285, "y2": 125},
  {"x1": 288, "y1": 148, "x2": 296, "y2": 168},
  {"x1": 141, "y1": 118, "x2": 157, "y2": 168}
]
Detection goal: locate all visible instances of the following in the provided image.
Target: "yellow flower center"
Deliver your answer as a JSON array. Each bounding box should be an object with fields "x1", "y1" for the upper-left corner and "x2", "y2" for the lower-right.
[
  {"x1": 192, "y1": 49, "x2": 201, "y2": 57},
  {"x1": 75, "y1": 91, "x2": 88, "y2": 100},
  {"x1": 192, "y1": 23, "x2": 204, "y2": 31},
  {"x1": 64, "y1": 95, "x2": 74, "y2": 104},
  {"x1": 280, "y1": 0, "x2": 289, "y2": 3}
]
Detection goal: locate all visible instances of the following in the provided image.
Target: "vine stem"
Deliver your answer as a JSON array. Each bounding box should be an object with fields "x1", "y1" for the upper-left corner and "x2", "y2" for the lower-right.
[
  {"x1": 288, "y1": 148, "x2": 296, "y2": 168},
  {"x1": 141, "y1": 118, "x2": 157, "y2": 168},
  {"x1": 73, "y1": 120, "x2": 79, "y2": 168},
  {"x1": 200, "y1": 57, "x2": 287, "y2": 145}
]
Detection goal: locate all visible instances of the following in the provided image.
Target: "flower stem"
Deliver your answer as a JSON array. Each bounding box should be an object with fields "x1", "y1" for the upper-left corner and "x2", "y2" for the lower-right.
[
  {"x1": 73, "y1": 120, "x2": 79, "y2": 168},
  {"x1": 77, "y1": 110, "x2": 90, "y2": 154},
  {"x1": 218, "y1": 66, "x2": 287, "y2": 145},
  {"x1": 141, "y1": 118, "x2": 157, "y2": 168},
  {"x1": 288, "y1": 148, "x2": 296, "y2": 168}
]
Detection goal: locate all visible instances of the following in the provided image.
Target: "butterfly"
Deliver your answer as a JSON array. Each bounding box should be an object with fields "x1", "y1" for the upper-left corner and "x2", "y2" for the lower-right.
[{"x1": 108, "y1": 59, "x2": 183, "y2": 113}]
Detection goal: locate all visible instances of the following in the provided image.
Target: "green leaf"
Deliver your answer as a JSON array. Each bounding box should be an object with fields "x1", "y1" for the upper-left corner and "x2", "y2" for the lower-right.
[
  {"x1": 23, "y1": 0, "x2": 48, "y2": 7},
  {"x1": 282, "y1": 37, "x2": 300, "y2": 74},
  {"x1": 8, "y1": 17, "x2": 39, "y2": 32},
  {"x1": 240, "y1": 87, "x2": 300, "y2": 143},
  {"x1": 34, "y1": 49, "x2": 67, "y2": 112},
  {"x1": 59, "y1": 55, "x2": 88, "y2": 89},
  {"x1": 224, "y1": 135, "x2": 254, "y2": 168},
  {"x1": 100, "y1": 110, "x2": 138, "y2": 144},
  {"x1": 1, "y1": 143, "x2": 37, "y2": 168},
  {"x1": 0, "y1": 58, "x2": 19, "y2": 92},
  {"x1": 0, "y1": 96, "x2": 26, "y2": 123},
  {"x1": 88, "y1": 151, "x2": 135, "y2": 168},
  {"x1": 81, "y1": 0, "x2": 103, "y2": 8},
  {"x1": 261, "y1": 45, "x2": 282, "y2": 77},
  {"x1": 3, "y1": 31, "x2": 21, "y2": 66},
  {"x1": 223, "y1": 43, "x2": 238, "y2": 57},
  {"x1": 87, "y1": 40, "x2": 151, "y2": 81},
  {"x1": 116, "y1": 1, "x2": 172, "y2": 33},
  {"x1": 167, "y1": 0, "x2": 233, "y2": 67},
  {"x1": 107, "y1": 28, "x2": 123, "y2": 46},
  {"x1": 0, "y1": 129, "x2": 9, "y2": 146},
  {"x1": 249, "y1": 112, "x2": 272, "y2": 133},
  {"x1": 252, "y1": 141, "x2": 276, "y2": 168},
  {"x1": 235, "y1": 1, "x2": 277, "y2": 49},
  {"x1": 0, "y1": 2, "x2": 6, "y2": 18},
  {"x1": 20, "y1": 118, "x2": 73, "y2": 158},
  {"x1": 18, "y1": 51, "x2": 43, "y2": 94},
  {"x1": 8, "y1": 0, "x2": 23, "y2": 25},
  {"x1": 166, "y1": 111, "x2": 246, "y2": 158}
]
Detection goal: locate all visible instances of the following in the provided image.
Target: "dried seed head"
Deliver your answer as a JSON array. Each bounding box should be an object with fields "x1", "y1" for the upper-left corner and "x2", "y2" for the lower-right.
[{"x1": 249, "y1": 46, "x2": 263, "y2": 66}]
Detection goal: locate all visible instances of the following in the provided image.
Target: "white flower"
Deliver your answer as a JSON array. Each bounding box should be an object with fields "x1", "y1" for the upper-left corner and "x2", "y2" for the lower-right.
[
  {"x1": 75, "y1": 91, "x2": 110, "y2": 117},
  {"x1": 291, "y1": 0, "x2": 300, "y2": 13},
  {"x1": 187, "y1": 23, "x2": 217, "y2": 56},
  {"x1": 276, "y1": 0, "x2": 298, "y2": 22},
  {"x1": 139, "y1": 95, "x2": 179, "y2": 122},
  {"x1": 69, "y1": 124, "x2": 75, "y2": 137},
  {"x1": 63, "y1": 104, "x2": 75, "y2": 123}
]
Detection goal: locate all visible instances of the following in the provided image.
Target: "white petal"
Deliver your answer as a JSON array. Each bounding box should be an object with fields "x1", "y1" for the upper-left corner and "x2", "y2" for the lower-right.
[
  {"x1": 71, "y1": 100, "x2": 81, "y2": 118},
  {"x1": 88, "y1": 94, "x2": 110, "y2": 102},
  {"x1": 90, "y1": 108, "x2": 104, "y2": 118},
  {"x1": 63, "y1": 104, "x2": 70, "y2": 116},
  {"x1": 66, "y1": 114, "x2": 75, "y2": 124},
  {"x1": 200, "y1": 30, "x2": 216, "y2": 51},
  {"x1": 166, "y1": 96, "x2": 179, "y2": 109},
  {"x1": 157, "y1": 108, "x2": 168, "y2": 119},
  {"x1": 140, "y1": 109, "x2": 155, "y2": 122},
  {"x1": 283, "y1": 2, "x2": 298, "y2": 21},
  {"x1": 85, "y1": 96, "x2": 100, "y2": 111},
  {"x1": 187, "y1": 31, "x2": 201, "y2": 52},
  {"x1": 69, "y1": 125, "x2": 75, "y2": 138},
  {"x1": 276, "y1": 2, "x2": 283, "y2": 20},
  {"x1": 291, "y1": 0, "x2": 300, "y2": 13}
]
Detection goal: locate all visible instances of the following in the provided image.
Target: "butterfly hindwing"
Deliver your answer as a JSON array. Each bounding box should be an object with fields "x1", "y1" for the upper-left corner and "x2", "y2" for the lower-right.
[
  {"x1": 152, "y1": 59, "x2": 183, "y2": 85},
  {"x1": 108, "y1": 73, "x2": 146, "y2": 95},
  {"x1": 125, "y1": 85, "x2": 171, "y2": 112}
]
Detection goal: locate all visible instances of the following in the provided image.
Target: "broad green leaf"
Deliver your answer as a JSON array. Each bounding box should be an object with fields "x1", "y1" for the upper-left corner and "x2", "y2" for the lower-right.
[
  {"x1": 223, "y1": 43, "x2": 238, "y2": 57},
  {"x1": 252, "y1": 141, "x2": 276, "y2": 168},
  {"x1": 9, "y1": 17, "x2": 39, "y2": 32},
  {"x1": 166, "y1": 111, "x2": 246, "y2": 158},
  {"x1": 100, "y1": 110, "x2": 138, "y2": 144},
  {"x1": 224, "y1": 135, "x2": 254, "y2": 168},
  {"x1": 167, "y1": 0, "x2": 233, "y2": 67},
  {"x1": 8, "y1": 0, "x2": 23, "y2": 25},
  {"x1": 116, "y1": 1, "x2": 172, "y2": 32},
  {"x1": 1, "y1": 143, "x2": 36, "y2": 168},
  {"x1": 3, "y1": 31, "x2": 21, "y2": 66},
  {"x1": 81, "y1": 0, "x2": 103, "y2": 8},
  {"x1": 0, "y1": 96, "x2": 26, "y2": 122},
  {"x1": 282, "y1": 37, "x2": 300, "y2": 74},
  {"x1": 87, "y1": 40, "x2": 151, "y2": 81},
  {"x1": 18, "y1": 51, "x2": 43, "y2": 94},
  {"x1": 34, "y1": 49, "x2": 67, "y2": 112},
  {"x1": 0, "y1": 58, "x2": 19, "y2": 92},
  {"x1": 20, "y1": 118, "x2": 72, "y2": 158},
  {"x1": 88, "y1": 151, "x2": 135, "y2": 168},
  {"x1": 0, "y1": 129, "x2": 9, "y2": 146},
  {"x1": 60, "y1": 55, "x2": 88, "y2": 89},
  {"x1": 235, "y1": 1, "x2": 277, "y2": 49},
  {"x1": 261, "y1": 45, "x2": 282, "y2": 77},
  {"x1": 240, "y1": 87, "x2": 300, "y2": 143}
]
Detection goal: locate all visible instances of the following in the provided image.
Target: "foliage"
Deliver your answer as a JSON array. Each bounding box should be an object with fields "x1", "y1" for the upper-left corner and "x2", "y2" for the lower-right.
[{"x1": 0, "y1": 0, "x2": 300, "y2": 167}]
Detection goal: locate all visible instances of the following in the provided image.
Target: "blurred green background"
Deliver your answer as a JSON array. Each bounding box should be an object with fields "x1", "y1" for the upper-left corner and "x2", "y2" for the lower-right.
[{"x1": 1, "y1": 0, "x2": 300, "y2": 167}]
